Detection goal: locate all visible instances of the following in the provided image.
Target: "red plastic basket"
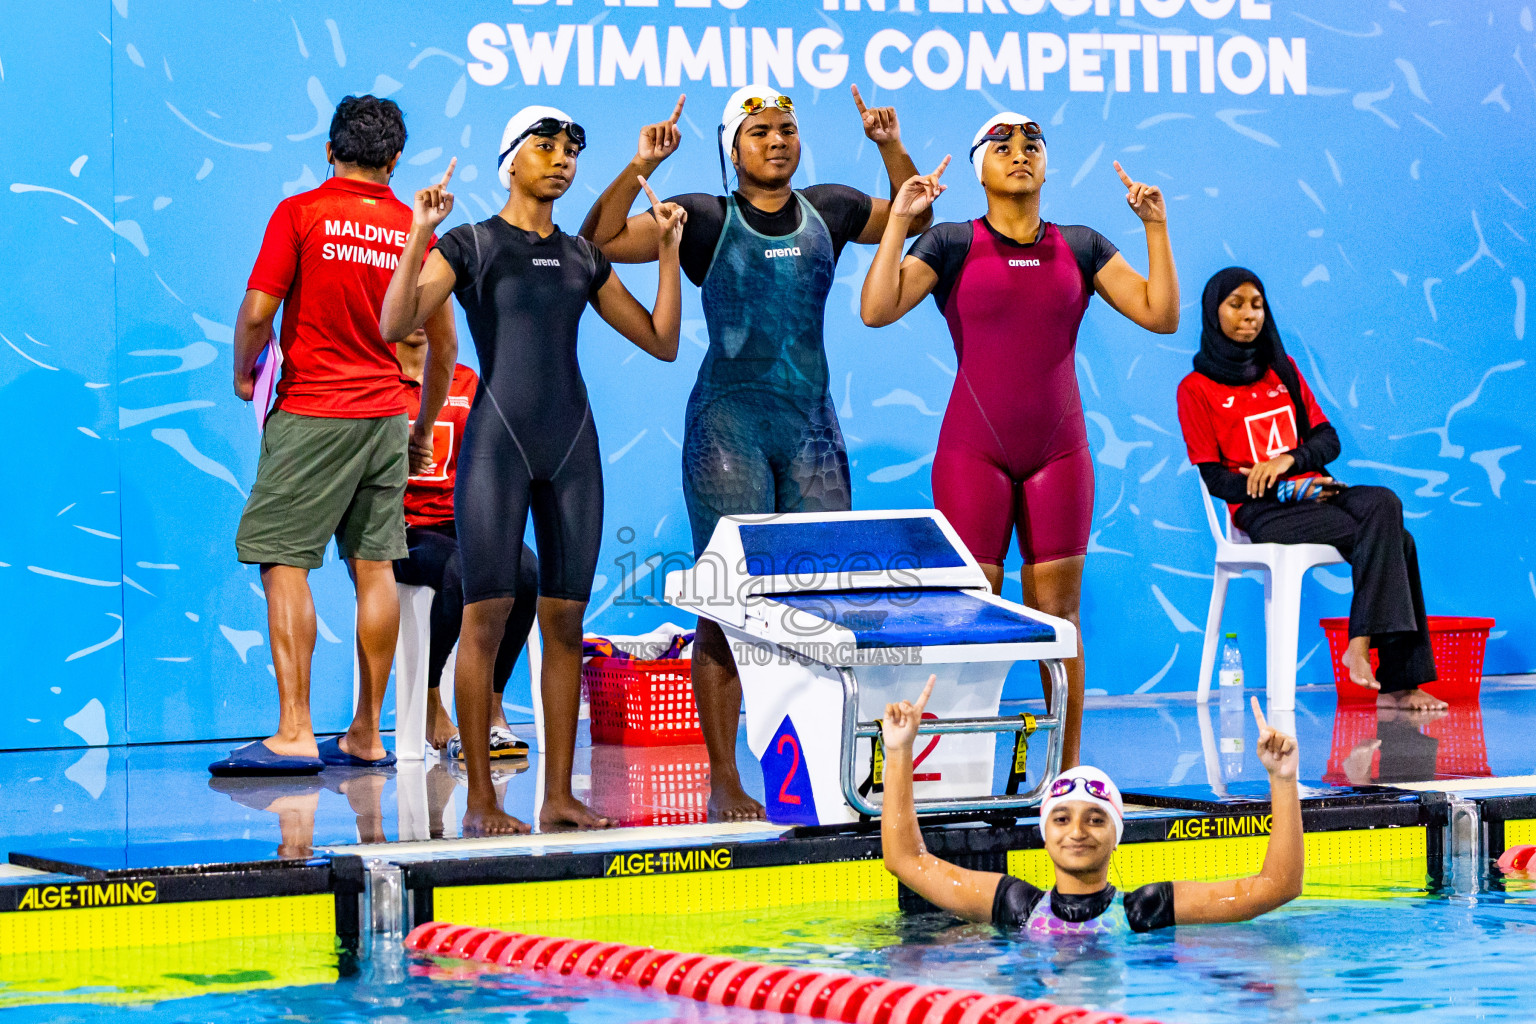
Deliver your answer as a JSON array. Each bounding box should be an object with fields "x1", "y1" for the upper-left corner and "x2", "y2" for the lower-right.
[
  {"x1": 589, "y1": 743, "x2": 710, "y2": 826},
  {"x1": 1320, "y1": 616, "x2": 1493, "y2": 704},
  {"x1": 584, "y1": 656, "x2": 704, "y2": 746}
]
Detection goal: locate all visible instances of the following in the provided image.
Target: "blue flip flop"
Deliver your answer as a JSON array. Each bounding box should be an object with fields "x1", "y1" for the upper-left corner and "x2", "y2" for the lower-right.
[
  {"x1": 317, "y1": 735, "x2": 396, "y2": 769},
  {"x1": 208, "y1": 740, "x2": 324, "y2": 777}
]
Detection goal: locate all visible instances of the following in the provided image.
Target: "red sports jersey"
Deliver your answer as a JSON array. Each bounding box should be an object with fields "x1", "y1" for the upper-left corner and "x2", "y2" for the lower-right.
[
  {"x1": 1176, "y1": 360, "x2": 1329, "y2": 511},
  {"x1": 247, "y1": 176, "x2": 427, "y2": 418},
  {"x1": 403, "y1": 364, "x2": 479, "y2": 527}
]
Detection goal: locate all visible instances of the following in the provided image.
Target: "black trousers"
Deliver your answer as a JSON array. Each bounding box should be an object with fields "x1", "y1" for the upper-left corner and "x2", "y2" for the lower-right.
[
  {"x1": 393, "y1": 523, "x2": 539, "y2": 695},
  {"x1": 1235, "y1": 485, "x2": 1436, "y2": 693}
]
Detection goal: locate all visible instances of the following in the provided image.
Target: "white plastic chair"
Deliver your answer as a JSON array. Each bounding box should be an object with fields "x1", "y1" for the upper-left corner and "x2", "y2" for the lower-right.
[
  {"x1": 1194, "y1": 476, "x2": 1346, "y2": 711},
  {"x1": 352, "y1": 583, "x2": 438, "y2": 762},
  {"x1": 353, "y1": 586, "x2": 554, "y2": 755}
]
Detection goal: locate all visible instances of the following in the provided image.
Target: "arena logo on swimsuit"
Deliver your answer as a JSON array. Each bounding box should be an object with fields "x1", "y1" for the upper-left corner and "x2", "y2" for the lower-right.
[
  {"x1": 764, "y1": 246, "x2": 802, "y2": 259},
  {"x1": 1008, "y1": 259, "x2": 1040, "y2": 268}
]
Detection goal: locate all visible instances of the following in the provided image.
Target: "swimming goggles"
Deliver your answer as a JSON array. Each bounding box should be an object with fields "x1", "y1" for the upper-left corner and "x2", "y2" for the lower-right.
[
  {"x1": 969, "y1": 121, "x2": 1046, "y2": 160},
  {"x1": 718, "y1": 95, "x2": 796, "y2": 190},
  {"x1": 1049, "y1": 775, "x2": 1113, "y2": 801},
  {"x1": 734, "y1": 94, "x2": 795, "y2": 116},
  {"x1": 501, "y1": 117, "x2": 587, "y2": 167}
]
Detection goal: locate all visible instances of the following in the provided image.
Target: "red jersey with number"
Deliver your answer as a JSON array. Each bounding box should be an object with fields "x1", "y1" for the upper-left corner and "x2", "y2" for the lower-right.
[
  {"x1": 403, "y1": 364, "x2": 479, "y2": 527},
  {"x1": 247, "y1": 176, "x2": 426, "y2": 418},
  {"x1": 1176, "y1": 360, "x2": 1329, "y2": 510}
]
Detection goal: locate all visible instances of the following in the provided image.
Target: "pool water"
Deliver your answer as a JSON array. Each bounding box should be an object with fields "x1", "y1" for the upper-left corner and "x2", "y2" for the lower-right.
[{"x1": 4, "y1": 874, "x2": 1535, "y2": 1022}]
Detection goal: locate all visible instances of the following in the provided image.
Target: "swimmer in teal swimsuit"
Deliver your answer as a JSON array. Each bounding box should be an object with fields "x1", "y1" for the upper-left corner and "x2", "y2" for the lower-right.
[
  {"x1": 880, "y1": 677, "x2": 1304, "y2": 933},
  {"x1": 581, "y1": 88, "x2": 929, "y2": 821}
]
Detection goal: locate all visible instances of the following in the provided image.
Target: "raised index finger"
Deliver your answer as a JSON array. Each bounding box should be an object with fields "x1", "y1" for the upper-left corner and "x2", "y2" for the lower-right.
[
  {"x1": 912, "y1": 674, "x2": 937, "y2": 715},
  {"x1": 850, "y1": 83, "x2": 868, "y2": 114},
  {"x1": 1250, "y1": 695, "x2": 1270, "y2": 733},
  {"x1": 932, "y1": 154, "x2": 952, "y2": 179},
  {"x1": 439, "y1": 157, "x2": 457, "y2": 188},
  {"x1": 668, "y1": 94, "x2": 686, "y2": 125},
  {"x1": 1112, "y1": 160, "x2": 1134, "y2": 188},
  {"x1": 637, "y1": 174, "x2": 662, "y2": 211}
]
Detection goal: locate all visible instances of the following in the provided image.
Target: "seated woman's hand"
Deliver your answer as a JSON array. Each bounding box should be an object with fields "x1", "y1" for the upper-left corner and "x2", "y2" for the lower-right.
[
  {"x1": 881, "y1": 674, "x2": 936, "y2": 753},
  {"x1": 1294, "y1": 476, "x2": 1345, "y2": 501},
  {"x1": 1239, "y1": 453, "x2": 1296, "y2": 497}
]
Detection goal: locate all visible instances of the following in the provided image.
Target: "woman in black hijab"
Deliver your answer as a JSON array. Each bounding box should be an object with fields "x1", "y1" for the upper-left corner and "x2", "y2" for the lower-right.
[{"x1": 1175, "y1": 268, "x2": 1443, "y2": 710}]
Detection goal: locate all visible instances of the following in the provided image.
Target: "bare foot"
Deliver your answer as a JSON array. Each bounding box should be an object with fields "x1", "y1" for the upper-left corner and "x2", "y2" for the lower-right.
[
  {"x1": 339, "y1": 728, "x2": 388, "y2": 762},
  {"x1": 462, "y1": 806, "x2": 532, "y2": 837},
  {"x1": 1342, "y1": 648, "x2": 1380, "y2": 691},
  {"x1": 708, "y1": 781, "x2": 766, "y2": 822},
  {"x1": 539, "y1": 793, "x2": 614, "y2": 831},
  {"x1": 1379, "y1": 687, "x2": 1448, "y2": 711},
  {"x1": 261, "y1": 733, "x2": 320, "y2": 760},
  {"x1": 426, "y1": 695, "x2": 459, "y2": 751},
  {"x1": 1377, "y1": 704, "x2": 1448, "y2": 726}
]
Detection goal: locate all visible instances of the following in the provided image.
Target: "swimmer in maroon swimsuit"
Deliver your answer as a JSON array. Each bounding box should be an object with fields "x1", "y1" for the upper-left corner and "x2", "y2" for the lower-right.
[{"x1": 861, "y1": 113, "x2": 1180, "y2": 768}]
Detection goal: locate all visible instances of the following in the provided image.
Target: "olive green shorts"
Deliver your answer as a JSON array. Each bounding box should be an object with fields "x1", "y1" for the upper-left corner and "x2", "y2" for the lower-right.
[{"x1": 236, "y1": 410, "x2": 409, "y2": 569}]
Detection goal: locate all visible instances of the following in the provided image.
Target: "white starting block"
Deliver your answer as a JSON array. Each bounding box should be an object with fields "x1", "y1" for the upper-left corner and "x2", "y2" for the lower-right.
[{"x1": 664, "y1": 509, "x2": 1077, "y2": 826}]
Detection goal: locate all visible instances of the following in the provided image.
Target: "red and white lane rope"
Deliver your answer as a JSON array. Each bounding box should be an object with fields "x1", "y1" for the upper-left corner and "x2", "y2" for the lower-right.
[{"x1": 405, "y1": 922, "x2": 1169, "y2": 1024}]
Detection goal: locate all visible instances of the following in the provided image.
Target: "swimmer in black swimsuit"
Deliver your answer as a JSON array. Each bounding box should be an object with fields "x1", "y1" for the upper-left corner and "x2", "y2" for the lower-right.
[
  {"x1": 382, "y1": 106, "x2": 685, "y2": 836},
  {"x1": 880, "y1": 677, "x2": 1303, "y2": 933}
]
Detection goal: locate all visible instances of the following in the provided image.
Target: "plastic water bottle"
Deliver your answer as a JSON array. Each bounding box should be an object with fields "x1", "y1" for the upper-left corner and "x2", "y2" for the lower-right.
[{"x1": 1218, "y1": 633, "x2": 1245, "y2": 778}]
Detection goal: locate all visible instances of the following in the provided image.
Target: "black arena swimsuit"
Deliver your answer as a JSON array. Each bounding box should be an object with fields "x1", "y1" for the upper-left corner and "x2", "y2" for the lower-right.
[{"x1": 434, "y1": 218, "x2": 612, "y2": 603}]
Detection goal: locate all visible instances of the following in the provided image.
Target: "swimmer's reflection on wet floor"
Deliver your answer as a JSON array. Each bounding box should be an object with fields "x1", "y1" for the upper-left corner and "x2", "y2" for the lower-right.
[
  {"x1": 206, "y1": 760, "x2": 529, "y2": 857},
  {"x1": 1326, "y1": 702, "x2": 1491, "y2": 786}
]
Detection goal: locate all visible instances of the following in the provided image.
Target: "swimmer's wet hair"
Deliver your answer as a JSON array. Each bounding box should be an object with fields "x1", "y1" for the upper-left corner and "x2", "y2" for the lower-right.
[{"x1": 329, "y1": 95, "x2": 407, "y2": 169}]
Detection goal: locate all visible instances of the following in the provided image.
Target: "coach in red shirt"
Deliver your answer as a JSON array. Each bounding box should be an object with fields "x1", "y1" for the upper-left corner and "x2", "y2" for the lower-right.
[
  {"x1": 1177, "y1": 267, "x2": 1441, "y2": 711},
  {"x1": 215, "y1": 96, "x2": 458, "y2": 775}
]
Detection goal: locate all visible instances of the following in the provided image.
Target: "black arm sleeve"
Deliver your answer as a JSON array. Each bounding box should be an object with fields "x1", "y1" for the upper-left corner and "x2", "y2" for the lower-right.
[
  {"x1": 582, "y1": 237, "x2": 613, "y2": 298},
  {"x1": 1124, "y1": 882, "x2": 1177, "y2": 933},
  {"x1": 1199, "y1": 461, "x2": 1253, "y2": 505},
  {"x1": 1056, "y1": 224, "x2": 1120, "y2": 294},
  {"x1": 433, "y1": 225, "x2": 473, "y2": 289},
  {"x1": 666, "y1": 193, "x2": 727, "y2": 288},
  {"x1": 991, "y1": 875, "x2": 1046, "y2": 929},
  {"x1": 804, "y1": 183, "x2": 875, "y2": 263},
  {"x1": 1286, "y1": 423, "x2": 1341, "y2": 475},
  {"x1": 905, "y1": 221, "x2": 973, "y2": 313}
]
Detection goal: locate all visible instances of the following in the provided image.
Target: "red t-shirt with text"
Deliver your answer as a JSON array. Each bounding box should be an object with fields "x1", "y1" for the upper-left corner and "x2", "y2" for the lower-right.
[
  {"x1": 1176, "y1": 360, "x2": 1329, "y2": 511},
  {"x1": 247, "y1": 177, "x2": 426, "y2": 418},
  {"x1": 404, "y1": 364, "x2": 479, "y2": 527}
]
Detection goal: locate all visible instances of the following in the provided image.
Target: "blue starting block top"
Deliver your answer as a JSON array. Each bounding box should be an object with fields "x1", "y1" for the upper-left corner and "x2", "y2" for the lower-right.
[
  {"x1": 740, "y1": 517, "x2": 966, "y2": 577},
  {"x1": 771, "y1": 588, "x2": 1056, "y2": 649}
]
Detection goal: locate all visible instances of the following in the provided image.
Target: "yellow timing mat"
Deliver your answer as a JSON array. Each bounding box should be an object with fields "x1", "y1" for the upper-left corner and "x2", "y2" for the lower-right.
[{"x1": 0, "y1": 894, "x2": 335, "y2": 956}]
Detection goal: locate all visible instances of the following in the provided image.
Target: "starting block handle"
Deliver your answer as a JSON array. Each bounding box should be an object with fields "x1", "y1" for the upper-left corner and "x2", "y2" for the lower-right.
[
  {"x1": 852, "y1": 715, "x2": 1056, "y2": 738},
  {"x1": 837, "y1": 659, "x2": 1068, "y2": 819}
]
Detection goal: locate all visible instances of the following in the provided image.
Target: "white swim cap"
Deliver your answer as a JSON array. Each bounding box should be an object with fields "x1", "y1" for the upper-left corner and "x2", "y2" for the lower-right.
[
  {"x1": 717, "y1": 85, "x2": 797, "y2": 190},
  {"x1": 970, "y1": 111, "x2": 1043, "y2": 182},
  {"x1": 498, "y1": 104, "x2": 577, "y2": 190},
  {"x1": 1039, "y1": 765, "x2": 1124, "y2": 845},
  {"x1": 719, "y1": 85, "x2": 797, "y2": 152}
]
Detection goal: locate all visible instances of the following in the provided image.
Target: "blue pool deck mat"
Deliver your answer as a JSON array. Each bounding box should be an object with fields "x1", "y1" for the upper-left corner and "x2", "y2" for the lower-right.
[{"x1": 666, "y1": 510, "x2": 993, "y2": 628}]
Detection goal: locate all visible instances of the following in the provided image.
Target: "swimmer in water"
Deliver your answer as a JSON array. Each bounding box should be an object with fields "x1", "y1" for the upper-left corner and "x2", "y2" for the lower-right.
[
  {"x1": 860, "y1": 116, "x2": 1181, "y2": 771},
  {"x1": 880, "y1": 676, "x2": 1303, "y2": 933}
]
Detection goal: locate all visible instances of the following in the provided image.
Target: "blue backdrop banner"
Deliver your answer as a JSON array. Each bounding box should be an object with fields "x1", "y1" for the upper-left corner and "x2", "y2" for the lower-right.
[{"x1": 2, "y1": 0, "x2": 1531, "y2": 749}]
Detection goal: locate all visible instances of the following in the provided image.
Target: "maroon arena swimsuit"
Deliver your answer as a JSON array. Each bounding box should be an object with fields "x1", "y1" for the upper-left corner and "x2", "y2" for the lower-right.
[{"x1": 924, "y1": 219, "x2": 1106, "y2": 565}]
